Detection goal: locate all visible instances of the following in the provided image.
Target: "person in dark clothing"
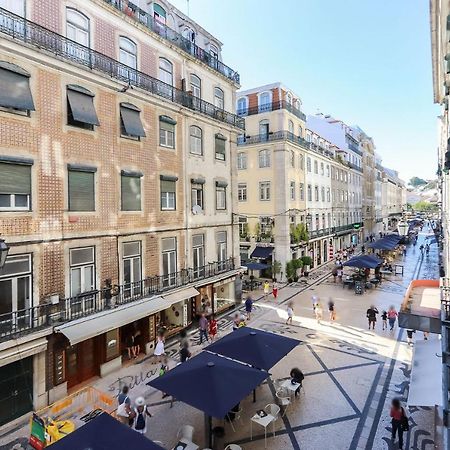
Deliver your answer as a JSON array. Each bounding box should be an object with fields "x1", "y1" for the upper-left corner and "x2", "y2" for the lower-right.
[
  {"x1": 245, "y1": 296, "x2": 253, "y2": 321},
  {"x1": 366, "y1": 306, "x2": 379, "y2": 330},
  {"x1": 179, "y1": 341, "x2": 191, "y2": 363},
  {"x1": 290, "y1": 367, "x2": 305, "y2": 396},
  {"x1": 390, "y1": 398, "x2": 407, "y2": 449},
  {"x1": 361, "y1": 245, "x2": 365, "y2": 254}
]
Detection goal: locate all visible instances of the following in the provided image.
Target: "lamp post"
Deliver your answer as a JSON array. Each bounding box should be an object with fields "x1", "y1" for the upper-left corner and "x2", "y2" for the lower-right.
[{"x1": 0, "y1": 237, "x2": 9, "y2": 269}]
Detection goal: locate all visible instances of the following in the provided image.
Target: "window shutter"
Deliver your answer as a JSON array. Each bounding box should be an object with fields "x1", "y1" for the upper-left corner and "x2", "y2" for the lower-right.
[
  {"x1": 68, "y1": 170, "x2": 95, "y2": 211},
  {"x1": 0, "y1": 163, "x2": 31, "y2": 194},
  {"x1": 161, "y1": 180, "x2": 176, "y2": 193},
  {"x1": 121, "y1": 175, "x2": 141, "y2": 211}
]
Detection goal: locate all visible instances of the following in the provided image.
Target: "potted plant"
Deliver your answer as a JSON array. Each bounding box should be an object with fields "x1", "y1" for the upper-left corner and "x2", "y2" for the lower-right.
[
  {"x1": 285, "y1": 261, "x2": 295, "y2": 283},
  {"x1": 254, "y1": 223, "x2": 261, "y2": 242},
  {"x1": 292, "y1": 258, "x2": 303, "y2": 281},
  {"x1": 301, "y1": 256, "x2": 312, "y2": 276},
  {"x1": 272, "y1": 260, "x2": 282, "y2": 280}
]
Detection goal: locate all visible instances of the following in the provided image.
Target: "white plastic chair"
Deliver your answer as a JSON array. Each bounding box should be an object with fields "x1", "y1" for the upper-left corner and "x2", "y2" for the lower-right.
[
  {"x1": 177, "y1": 424, "x2": 194, "y2": 442},
  {"x1": 275, "y1": 389, "x2": 291, "y2": 416},
  {"x1": 264, "y1": 403, "x2": 280, "y2": 437},
  {"x1": 227, "y1": 405, "x2": 243, "y2": 432},
  {"x1": 225, "y1": 445, "x2": 242, "y2": 450}
]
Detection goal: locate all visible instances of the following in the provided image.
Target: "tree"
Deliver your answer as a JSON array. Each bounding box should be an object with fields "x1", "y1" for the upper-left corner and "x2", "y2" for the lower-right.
[
  {"x1": 271, "y1": 260, "x2": 282, "y2": 279},
  {"x1": 409, "y1": 177, "x2": 427, "y2": 188},
  {"x1": 413, "y1": 201, "x2": 438, "y2": 212}
]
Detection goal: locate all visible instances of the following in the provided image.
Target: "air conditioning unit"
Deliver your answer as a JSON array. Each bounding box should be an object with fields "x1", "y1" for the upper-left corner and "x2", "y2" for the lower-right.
[{"x1": 47, "y1": 294, "x2": 60, "y2": 305}]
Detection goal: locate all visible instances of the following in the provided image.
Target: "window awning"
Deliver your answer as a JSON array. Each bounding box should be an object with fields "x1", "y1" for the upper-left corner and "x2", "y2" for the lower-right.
[
  {"x1": 120, "y1": 103, "x2": 146, "y2": 137},
  {"x1": 0, "y1": 337, "x2": 48, "y2": 368},
  {"x1": 55, "y1": 296, "x2": 166, "y2": 345},
  {"x1": 407, "y1": 339, "x2": 442, "y2": 407},
  {"x1": 0, "y1": 63, "x2": 35, "y2": 111},
  {"x1": 67, "y1": 85, "x2": 99, "y2": 125},
  {"x1": 162, "y1": 286, "x2": 199, "y2": 305},
  {"x1": 250, "y1": 246, "x2": 274, "y2": 259}
]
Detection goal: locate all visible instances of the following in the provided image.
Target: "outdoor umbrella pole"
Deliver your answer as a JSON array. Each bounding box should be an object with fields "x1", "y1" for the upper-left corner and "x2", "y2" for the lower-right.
[
  {"x1": 253, "y1": 388, "x2": 256, "y2": 403},
  {"x1": 204, "y1": 413, "x2": 213, "y2": 449}
]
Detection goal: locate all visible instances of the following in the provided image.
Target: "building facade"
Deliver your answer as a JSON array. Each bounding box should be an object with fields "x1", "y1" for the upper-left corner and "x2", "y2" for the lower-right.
[{"x1": 0, "y1": 0, "x2": 243, "y2": 426}]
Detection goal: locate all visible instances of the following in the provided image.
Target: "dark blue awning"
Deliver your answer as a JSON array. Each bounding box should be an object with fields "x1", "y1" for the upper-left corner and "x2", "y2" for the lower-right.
[
  {"x1": 244, "y1": 262, "x2": 270, "y2": 271},
  {"x1": 250, "y1": 246, "x2": 274, "y2": 258}
]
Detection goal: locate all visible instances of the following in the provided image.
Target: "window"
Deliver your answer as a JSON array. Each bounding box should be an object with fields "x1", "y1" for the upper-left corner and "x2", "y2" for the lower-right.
[
  {"x1": 191, "y1": 179, "x2": 204, "y2": 211},
  {"x1": 159, "y1": 115, "x2": 176, "y2": 148},
  {"x1": 321, "y1": 187, "x2": 325, "y2": 202},
  {"x1": 190, "y1": 74, "x2": 201, "y2": 98},
  {"x1": 70, "y1": 247, "x2": 95, "y2": 297},
  {"x1": 288, "y1": 120, "x2": 294, "y2": 135},
  {"x1": 216, "y1": 181, "x2": 227, "y2": 210},
  {"x1": 326, "y1": 165, "x2": 330, "y2": 177},
  {"x1": 210, "y1": 44, "x2": 219, "y2": 59},
  {"x1": 314, "y1": 160, "x2": 318, "y2": 174},
  {"x1": 286, "y1": 93, "x2": 292, "y2": 104},
  {"x1": 290, "y1": 151, "x2": 295, "y2": 167},
  {"x1": 0, "y1": 254, "x2": 32, "y2": 329},
  {"x1": 153, "y1": 2, "x2": 166, "y2": 23},
  {"x1": 215, "y1": 134, "x2": 226, "y2": 160},
  {"x1": 237, "y1": 97, "x2": 247, "y2": 115},
  {"x1": 119, "y1": 36, "x2": 137, "y2": 80},
  {"x1": 306, "y1": 134, "x2": 311, "y2": 142},
  {"x1": 161, "y1": 237, "x2": 176, "y2": 287},
  {"x1": 66, "y1": 85, "x2": 99, "y2": 130},
  {"x1": 158, "y1": 58, "x2": 173, "y2": 97},
  {"x1": 260, "y1": 216, "x2": 273, "y2": 235},
  {"x1": 299, "y1": 154, "x2": 304, "y2": 170},
  {"x1": 307, "y1": 185, "x2": 312, "y2": 201},
  {"x1": 66, "y1": 9, "x2": 90, "y2": 60},
  {"x1": 160, "y1": 175, "x2": 177, "y2": 210},
  {"x1": 189, "y1": 126, "x2": 202, "y2": 155},
  {"x1": 193, "y1": 234, "x2": 205, "y2": 278},
  {"x1": 290, "y1": 181, "x2": 296, "y2": 200},
  {"x1": 0, "y1": 61, "x2": 35, "y2": 115},
  {"x1": 314, "y1": 186, "x2": 319, "y2": 201},
  {"x1": 259, "y1": 181, "x2": 270, "y2": 201},
  {"x1": 121, "y1": 170, "x2": 142, "y2": 211},
  {"x1": 122, "y1": 241, "x2": 141, "y2": 298},
  {"x1": 299, "y1": 183, "x2": 304, "y2": 200},
  {"x1": 120, "y1": 103, "x2": 145, "y2": 139},
  {"x1": 258, "y1": 91, "x2": 271, "y2": 112},
  {"x1": 259, "y1": 120, "x2": 269, "y2": 141},
  {"x1": 68, "y1": 165, "x2": 95, "y2": 211},
  {"x1": 217, "y1": 231, "x2": 227, "y2": 265},
  {"x1": 320, "y1": 162, "x2": 324, "y2": 175},
  {"x1": 327, "y1": 188, "x2": 331, "y2": 202},
  {"x1": 214, "y1": 87, "x2": 224, "y2": 109},
  {"x1": 258, "y1": 149, "x2": 271, "y2": 168},
  {"x1": 0, "y1": 158, "x2": 32, "y2": 211},
  {"x1": 298, "y1": 126, "x2": 303, "y2": 138},
  {"x1": 237, "y1": 152, "x2": 247, "y2": 170},
  {"x1": 239, "y1": 217, "x2": 248, "y2": 237},
  {"x1": 306, "y1": 157, "x2": 311, "y2": 172},
  {"x1": 238, "y1": 183, "x2": 247, "y2": 202}
]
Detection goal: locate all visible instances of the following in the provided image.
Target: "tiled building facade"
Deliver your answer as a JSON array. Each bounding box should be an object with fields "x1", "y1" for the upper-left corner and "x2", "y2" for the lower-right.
[{"x1": 0, "y1": 0, "x2": 242, "y2": 426}]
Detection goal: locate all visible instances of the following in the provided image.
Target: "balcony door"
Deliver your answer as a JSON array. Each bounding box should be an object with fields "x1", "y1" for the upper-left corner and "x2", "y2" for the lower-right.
[
  {"x1": 259, "y1": 120, "x2": 269, "y2": 141},
  {"x1": 0, "y1": 0, "x2": 26, "y2": 36},
  {"x1": 123, "y1": 241, "x2": 142, "y2": 298}
]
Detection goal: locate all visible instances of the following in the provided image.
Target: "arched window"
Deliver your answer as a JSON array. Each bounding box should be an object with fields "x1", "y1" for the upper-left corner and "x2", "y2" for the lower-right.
[
  {"x1": 189, "y1": 125, "x2": 202, "y2": 155},
  {"x1": 306, "y1": 157, "x2": 311, "y2": 172},
  {"x1": 66, "y1": 8, "x2": 89, "y2": 47},
  {"x1": 298, "y1": 126, "x2": 303, "y2": 138},
  {"x1": 314, "y1": 160, "x2": 318, "y2": 174},
  {"x1": 258, "y1": 149, "x2": 271, "y2": 168},
  {"x1": 210, "y1": 44, "x2": 219, "y2": 59},
  {"x1": 190, "y1": 74, "x2": 201, "y2": 98},
  {"x1": 320, "y1": 162, "x2": 324, "y2": 175},
  {"x1": 258, "y1": 91, "x2": 271, "y2": 112},
  {"x1": 290, "y1": 150, "x2": 295, "y2": 167},
  {"x1": 259, "y1": 119, "x2": 269, "y2": 141},
  {"x1": 182, "y1": 27, "x2": 196, "y2": 43},
  {"x1": 299, "y1": 154, "x2": 304, "y2": 170},
  {"x1": 159, "y1": 58, "x2": 173, "y2": 85},
  {"x1": 286, "y1": 93, "x2": 292, "y2": 105},
  {"x1": 214, "y1": 87, "x2": 224, "y2": 109},
  {"x1": 288, "y1": 120, "x2": 294, "y2": 135},
  {"x1": 237, "y1": 97, "x2": 247, "y2": 115},
  {"x1": 153, "y1": 3, "x2": 166, "y2": 24},
  {"x1": 119, "y1": 36, "x2": 137, "y2": 69}
]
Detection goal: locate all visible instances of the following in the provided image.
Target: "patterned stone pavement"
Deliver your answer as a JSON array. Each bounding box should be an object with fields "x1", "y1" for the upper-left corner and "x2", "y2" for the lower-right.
[{"x1": 0, "y1": 229, "x2": 440, "y2": 450}]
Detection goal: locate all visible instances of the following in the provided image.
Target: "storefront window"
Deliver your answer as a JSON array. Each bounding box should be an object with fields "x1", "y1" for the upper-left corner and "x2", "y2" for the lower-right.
[{"x1": 105, "y1": 329, "x2": 120, "y2": 361}]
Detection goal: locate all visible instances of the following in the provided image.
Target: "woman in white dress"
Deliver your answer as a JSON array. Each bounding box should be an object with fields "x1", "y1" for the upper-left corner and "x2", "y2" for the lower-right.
[{"x1": 154, "y1": 332, "x2": 165, "y2": 362}]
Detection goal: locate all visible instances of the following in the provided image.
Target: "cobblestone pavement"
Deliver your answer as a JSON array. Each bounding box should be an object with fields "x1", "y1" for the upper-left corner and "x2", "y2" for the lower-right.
[{"x1": 0, "y1": 231, "x2": 439, "y2": 450}]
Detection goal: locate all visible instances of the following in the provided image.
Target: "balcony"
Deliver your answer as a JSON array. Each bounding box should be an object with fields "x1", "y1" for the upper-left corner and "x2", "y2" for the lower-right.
[
  {"x1": 0, "y1": 258, "x2": 235, "y2": 342},
  {"x1": 346, "y1": 134, "x2": 363, "y2": 156},
  {"x1": 103, "y1": 0, "x2": 240, "y2": 84},
  {"x1": 309, "y1": 228, "x2": 332, "y2": 239},
  {"x1": 237, "y1": 100, "x2": 306, "y2": 121},
  {"x1": 0, "y1": 8, "x2": 244, "y2": 130},
  {"x1": 347, "y1": 161, "x2": 364, "y2": 173}
]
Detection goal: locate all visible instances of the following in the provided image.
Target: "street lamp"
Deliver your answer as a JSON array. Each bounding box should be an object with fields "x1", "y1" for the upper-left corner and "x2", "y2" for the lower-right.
[{"x1": 0, "y1": 237, "x2": 9, "y2": 269}]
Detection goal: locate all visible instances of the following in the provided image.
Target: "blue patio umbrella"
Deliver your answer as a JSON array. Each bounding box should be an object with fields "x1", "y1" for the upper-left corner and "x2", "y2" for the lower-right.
[
  {"x1": 368, "y1": 235, "x2": 401, "y2": 250},
  {"x1": 343, "y1": 255, "x2": 381, "y2": 269},
  {"x1": 244, "y1": 262, "x2": 270, "y2": 271},
  {"x1": 205, "y1": 326, "x2": 300, "y2": 371},
  {"x1": 49, "y1": 412, "x2": 165, "y2": 450}
]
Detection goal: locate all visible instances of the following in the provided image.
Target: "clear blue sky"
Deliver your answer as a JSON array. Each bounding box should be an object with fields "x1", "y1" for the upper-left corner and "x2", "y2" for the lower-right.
[{"x1": 170, "y1": 0, "x2": 439, "y2": 183}]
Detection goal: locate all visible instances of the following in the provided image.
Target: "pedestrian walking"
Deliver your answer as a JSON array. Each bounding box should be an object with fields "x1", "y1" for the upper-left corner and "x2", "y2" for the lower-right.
[
  {"x1": 125, "y1": 332, "x2": 135, "y2": 360},
  {"x1": 337, "y1": 267, "x2": 343, "y2": 283},
  {"x1": 209, "y1": 314, "x2": 218, "y2": 341},
  {"x1": 425, "y1": 243, "x2": 430, "y2": 256},
  {"x1": 286, "y1": 302, "x2": 294, "y2": 325},
  {"x1": 232, "y1": 312, "x2": 240, "y2": 331},
  {"x1": 403, "y1": 247, "x2": 407, "y2": 257},
  {"x1": 361, "y1": 244, "x2": 365, "y2": 254},
  {"x1": 198, "y1": 313, "x2": 209, "y2": 344},
  {"x1": 272, "y1": 281, "x2": 278, "y2": 299},
  {"x1": 419, "y1": 244, "x2": 424, "y2": 255},
  {"x1": 116, "y1": 385, "x2": 133, "y2": 426},
  {"x1": 245, "y1": 296, "x2": 253, "y2": 321},
  {"x1": 133, "y1": 330, "x2": 142, "y2": 359},
  {"x1": 366, "y1": 305, "x2": 379, "y2": 330},
  {"x1": 332, "y1": 267, "x2": 338, "y2": 283},
  {"x1": 328, "y1": 299, "x2": 336, "y2": 322},
  {"x1": 132, "y1": 397, "x2": 152, "y2": 434},
  {"x1": 315, "y1": 301, "x2": 323, "y2": 324},
  {"x1": 423, "y1": 331, "x2": 429, "y2": 340},
  {"x1": 179, "y1": 329, "x2": 189, "y2": 349},
  {"x1": 311, "y1": 295, "x2": 318, "y2": 314},
  {"x1": 390, "y1": 398, "x2": 409, "y2": 449},
  {"x1": 154, "y1": 331, "x2": 165, "y2": 362},
  {"x1": 179, "y1": 341, "x2": 191, "y2": 363},
  {"x1": 387, "y1": 306, "x2": 398, "y2": 331},
  {"x1": 381, "y1": 310, "x2": 387, "y2": 330},
  {"x1": 263, "y1": 280, "x2": 270, "y2": 298},
  {"x1": 406, "y1": 329, "x2": 415, "y2": 346}
]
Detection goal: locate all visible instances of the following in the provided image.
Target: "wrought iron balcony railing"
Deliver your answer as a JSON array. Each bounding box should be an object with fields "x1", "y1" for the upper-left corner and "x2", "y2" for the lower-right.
[
  {"x1": 309, "y1": 228, "x2": 333, "y2": 239},
  {"x1": 237, "y1": 100, "x2": 306, "y2": 121},
  {"x1": 0, "y1": 258, "x2": 235, "y2": 341},
  {"x1": 0, "y1": 8, "x2": 244, "y2": 130},
  {"x1": 346, "y1": 138, "x2": 363, "y2": 156},
  {"x1": 347, "y1": 161, "x2": 364, "y2": 173},
  {"x1": 103, "y1": 0, "x2": 239, "y2": 84}
]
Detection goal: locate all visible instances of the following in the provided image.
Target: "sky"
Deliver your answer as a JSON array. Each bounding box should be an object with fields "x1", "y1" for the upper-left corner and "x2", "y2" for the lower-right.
[{"x1": 169, "y1": 0, "x2": 439, "y2": 183}]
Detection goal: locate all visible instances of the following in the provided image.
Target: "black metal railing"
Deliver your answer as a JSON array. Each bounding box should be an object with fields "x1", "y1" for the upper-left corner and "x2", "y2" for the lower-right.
[
  {"x1": 0, "y1": 8, "x2": 244, "y2": 130},
  {"x1": 0, "y1": 258, "x2": 235, "y2": 341},
  {"x1": 347, "y1": 161, "x2": 364, "y2": 173},
  {"x1": 309, "y1": 228, "x2": 332, "y2": 239},
  {"x1": 103, "y1": 0, "x2": 240, "y2": 84},
  {"x1": 346, "y1": 137, "x2": 363, "y2": 156},
  {"x1": 237, "y1": 100, "x2": 306, "y2": 121}
]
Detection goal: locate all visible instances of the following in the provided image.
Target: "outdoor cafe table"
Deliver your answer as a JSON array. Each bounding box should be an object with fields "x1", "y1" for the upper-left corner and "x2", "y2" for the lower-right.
[
  {"x1": 343, "y1": 278, "x2": 355, "y2": 289},
  {"x1": 281, "y1": 379, "x2": 300, "y2": 399},
  {"x1": 250, "y1": 412, "x2": 276, "y2": 448},
  {"x1": 172, "y1": 439, "x2": 199, "y2": 450}
]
